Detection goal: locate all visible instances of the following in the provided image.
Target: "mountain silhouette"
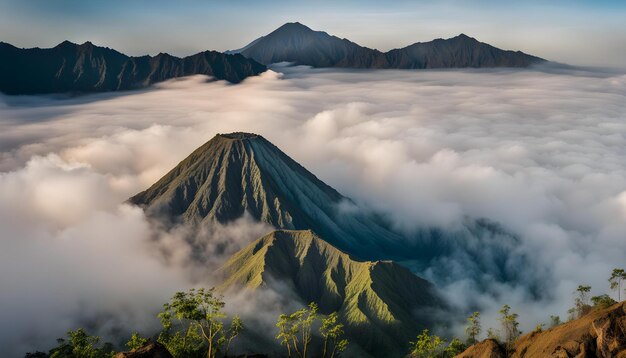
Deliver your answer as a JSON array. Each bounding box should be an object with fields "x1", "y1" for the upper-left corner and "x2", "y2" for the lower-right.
[
  {"x1": 0, "y1": 41, "x2": 266, "y2": 95},
  {"x1": 234, "y1": 22, "x2": 388, "y2": 68},
  {"x1": 232, "y1": 22, "x2": 545, "y2": 68}
]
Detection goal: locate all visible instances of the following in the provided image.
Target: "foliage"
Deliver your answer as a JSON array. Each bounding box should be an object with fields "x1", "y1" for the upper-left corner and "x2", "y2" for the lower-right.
[
  {"x1": 157, "y1": 325, "x2": 204, "y2": 358},
  {"x1": 465, "y1": 311, "x2": 481, "y2": 345},
  {"x1": 569, "y1": 285, "x2": 592, "y2": 320},
  {"x1": 320, "y1": 312, "x2": 348, "y2": 358},
  {"x1": 498, "y1": 305, "x2": 520, "y2": 350},
  {"x1": 297, "y1": 302, "x2": 318, "y2": 358},
  {"x1": 276, "y1": 312, "x2": 299, "y2": 357},
  {"x1": 532, "y1": 324, "x2": 544, "y2": 334},
  {"x1": 591, "y1": 294, "x2": 617, "y2": 309},
  {"x1": 486, "y1": 328, "x2": 499, "y2": 342},
  {"x1": 444, "y1": 338, "x2": 466, "y2": 357},
  {"x1": 409, "y1": 330, "x2": 466, "y2": 358},
  {"x1": 157, "y1": 287, "x2": 242, "y2": 358},
  {"x1": 276, "y1": 302, "x2": 325, "y2": 358},
  {"x1": 48, "y1": 328, "x2": 116, "y2": 358},
  {"x1": 549, "y1": 315, "x2": 561, "y2": 328},
  {"x1": 224, "y1": 316, "x2": 244, "y2": 357},
  {"x1": 609, "y1": 268, "x2": 626, "y2": 301},
  {"x1": 126, "y1": 332, "x2": 149, "y2": 351},
  {"x1": 409, "y1": 329, "x2": 446, "y2": 358}
]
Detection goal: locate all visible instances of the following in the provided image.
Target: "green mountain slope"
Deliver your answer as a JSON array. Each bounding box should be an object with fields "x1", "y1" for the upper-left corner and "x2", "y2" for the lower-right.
[{"x1": 217, "y1": 229, "x2": 442, "y2": 357}]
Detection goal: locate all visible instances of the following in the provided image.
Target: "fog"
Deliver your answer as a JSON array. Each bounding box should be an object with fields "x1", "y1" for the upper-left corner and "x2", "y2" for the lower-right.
[{"x1": 1, "y1": 65, "x2": 625, "y2": 355}]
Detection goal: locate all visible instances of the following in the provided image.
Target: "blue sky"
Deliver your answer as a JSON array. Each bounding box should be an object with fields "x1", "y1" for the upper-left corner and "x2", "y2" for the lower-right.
[{"x1": 1, "y1": 0, "x2": 625, "y2": 67}]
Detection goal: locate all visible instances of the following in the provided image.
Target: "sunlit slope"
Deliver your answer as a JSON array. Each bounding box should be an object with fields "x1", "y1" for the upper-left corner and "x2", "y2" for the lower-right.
[
  {"x1": 217, "y1": 229, "x2": 441, "y2": 357},
  {"x1": 458, "y1": 302, "x2": 626, "y2": 358},
  {"x1": 129, "y1": 132, "x2": 404, "y2": 259}
]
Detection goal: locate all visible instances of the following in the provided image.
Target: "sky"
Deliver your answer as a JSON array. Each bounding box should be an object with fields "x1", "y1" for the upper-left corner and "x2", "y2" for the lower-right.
[{"x1": 0, "y1": 0, "x2": 625, "y2": 67}]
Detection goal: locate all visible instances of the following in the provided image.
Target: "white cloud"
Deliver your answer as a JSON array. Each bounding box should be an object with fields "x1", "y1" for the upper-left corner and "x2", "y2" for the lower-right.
[{"x1": 1, "y1": 66, "x2": 626, "y2": 353}]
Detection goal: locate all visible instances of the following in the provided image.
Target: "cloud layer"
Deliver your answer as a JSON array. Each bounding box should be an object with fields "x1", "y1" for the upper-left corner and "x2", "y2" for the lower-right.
[{"x1": 1, "y1": 65, "x2": 626, "y2": 353}]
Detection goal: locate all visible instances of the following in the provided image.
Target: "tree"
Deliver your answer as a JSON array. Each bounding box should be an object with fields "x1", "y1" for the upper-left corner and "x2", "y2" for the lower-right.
[
  {"x1": 276, "y1": 303, "x2": 319, "y2": 358},
  {"x1": 126, "y1": 332, "x2": 149, "y2": 351},
  {"x1": 569, "y1": 285, "x2": 591, "y2": 320},
  {"x1": 320, "y1": 312, "x2": 348, "y2": 358},
  {"x1": 499, "y1": 305, "x2": 520, "y2": 352},
  {"x1": 591, "y1": 294, "x2": 617, "y2": 309},
  {"x1": 224, "y1": 316, "x2": 244, "y2": 357},
  {"x1": 276, "y1": 313, "x2": 299, "y2": 358},
  {"x1": 465, "y1": 312, "x2": 481, "y2": 345},
  {"x1": 48, "y1": 328, "x2": 115, "y2": 358},
  {"x1": 486, "y1": 328, "x2": 499, "y2": 342},
  {"x1": 296, "y1": 302, "x2": 318, "y2": 358},
  {"x1": 158, "y1": 287, "x2": 241, "y2": 358},
  {"x1": 609, "y1": 268, "x2": 626, "y2": 301},
  {"x1": 409, "y1": 329, "x2": 446, "y2": 358},
  {"x1": 549, "y1": 315, "x2": 561, "y2": 328},
  {"x1": 444, "y1": 338, "x2": 466, "y2": 357},
  {"x1": 532, "y1": 324, "x2": 544, "y2": 334}
]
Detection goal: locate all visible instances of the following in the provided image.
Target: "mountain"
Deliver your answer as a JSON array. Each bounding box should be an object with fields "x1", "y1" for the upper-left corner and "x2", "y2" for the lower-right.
[
  {"x1": 235, "y1": 22, "x2": 388, "y2": 68},
  {"x1": 231, "y1": 22, "x2": 545, "y2": 68},
  {"x1": 386, "y1": 33, "x2": 545, "y2": 68},
  {"x1": 0, "y1": 41, "x2": 266, "y2": 95},
  {"x1": 217, "y1": 229, "x2": 441, "y2": 357},
  {"x1": 129, "y1": 132, "x2": 406, "y2": 260},
  {"x1": 130, "y1": 132, "x2": 526, "y2": 288},
  {"x1": 458, "y1": 301, "x2": 626, "y2": 358}
]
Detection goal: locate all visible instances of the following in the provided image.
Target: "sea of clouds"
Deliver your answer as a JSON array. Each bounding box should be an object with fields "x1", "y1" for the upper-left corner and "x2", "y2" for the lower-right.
[{"x1": 1, "y1": 65, "x2": 626, "y2": 355}]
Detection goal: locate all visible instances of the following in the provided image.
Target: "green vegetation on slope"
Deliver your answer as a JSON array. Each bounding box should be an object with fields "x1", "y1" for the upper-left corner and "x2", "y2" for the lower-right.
[{"x1": 217, "y1": 229, "x2": 442, "y2": 357}]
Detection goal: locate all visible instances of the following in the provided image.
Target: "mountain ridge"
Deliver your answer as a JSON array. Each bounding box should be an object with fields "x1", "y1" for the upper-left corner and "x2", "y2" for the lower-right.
[
  {"x1": 234, "y1": 22, "x2": 545, "y2": 68},
  {"x1": 216, "y1": 229, "x2": 442, "y2": 357},
  {"x1": 0, "y1": 40, "x2": 266, "y2": 95},
  {"x1": 1, "y1": 23, "x2": 547, "y2": 95}
]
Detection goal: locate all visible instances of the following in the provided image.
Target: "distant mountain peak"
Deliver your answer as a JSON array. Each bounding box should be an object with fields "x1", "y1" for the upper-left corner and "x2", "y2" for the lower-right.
[
  {"x1": 234, "y1": 23, "x2": 545, "y2": 68},
  {"x1": 269, "y1": 21, "x2": 328, "y2": 39},
  {"x1": 275, "y1": 21, "x2": 312, "y2": 31},
  {"x1": 236, "y1": 22, "x2": 388, "y2": 68},
  {"x1": 55, "y1": 40, "x2": 77, "y2": 48}
]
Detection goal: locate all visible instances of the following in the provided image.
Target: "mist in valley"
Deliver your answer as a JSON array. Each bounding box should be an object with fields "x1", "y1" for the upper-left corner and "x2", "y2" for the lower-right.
[{"x1": 1, "y1": 66, "x2": 626, "y2": 355}]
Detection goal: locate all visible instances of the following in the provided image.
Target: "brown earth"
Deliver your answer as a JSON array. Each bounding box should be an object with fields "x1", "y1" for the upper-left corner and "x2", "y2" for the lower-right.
[
  {"x1": 458, "y1": 302, "x2": 626, "y2": 358},
  {"x1": 113, "y1": 342, "x2": 173, "y2": 358}
]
